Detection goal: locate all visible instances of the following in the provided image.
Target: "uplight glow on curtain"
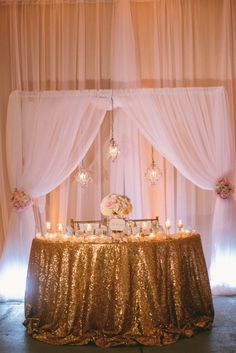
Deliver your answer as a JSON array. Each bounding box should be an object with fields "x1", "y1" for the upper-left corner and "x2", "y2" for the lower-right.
[
  {"x1": 210, "y1": 253, "x2": 236, "y2": 294},
  {"x1": 0, "y1": 265, "x2": 27, "y2": 300}
]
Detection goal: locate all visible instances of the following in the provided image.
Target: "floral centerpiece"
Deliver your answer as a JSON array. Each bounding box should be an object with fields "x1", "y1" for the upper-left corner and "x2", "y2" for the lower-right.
[
  {"x1": 215, "y1": 178, "x2": 235, "y2": 200},
  {"x1": 10, "y1": 188, "x2": 33, "y2": 212},
  {"x1": 100, "y1": 193, "x2": 133, "y2": 218}
]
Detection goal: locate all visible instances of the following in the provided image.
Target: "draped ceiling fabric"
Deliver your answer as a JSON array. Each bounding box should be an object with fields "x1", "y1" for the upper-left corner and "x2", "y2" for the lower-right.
[{"x1": 0, "y1": 0, "x2": 236, "y2": 299}]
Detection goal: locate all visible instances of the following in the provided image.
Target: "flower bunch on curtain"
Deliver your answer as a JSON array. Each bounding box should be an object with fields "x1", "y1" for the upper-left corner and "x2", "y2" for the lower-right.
[
  {"x1": 100, "y1": 193, "x2": 133, "y2": 217},
  {"x1": 215, "y1": 178, "x2": 234, "y2": 200},
  {"x1": 10, "y1": 188, "x2": 33, "y2": 212}
]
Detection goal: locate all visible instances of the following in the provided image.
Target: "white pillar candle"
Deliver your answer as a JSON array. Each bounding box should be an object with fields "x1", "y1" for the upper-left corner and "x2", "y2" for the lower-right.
[
  {"x1": 177, "y1": 219, "x2": 183, "y2": 228},
  {"x1": 46, "y1": 221, "x2": 51, "y2": 231},
  {"x1": 57, "y1": 223, "x2": 63, "y2": 232},
  {"x1": 165, "y1": 219, "x2": 171, "y2": 235},
  {"x1": 165, "y1": 219, "x2": 171, "y2": 229},
  {"x1": 142, "y1": 221, "x2": 147, "y2": 229},
  {"x1": 86, "y1": 223, "x2": 92, "y2": 232}
]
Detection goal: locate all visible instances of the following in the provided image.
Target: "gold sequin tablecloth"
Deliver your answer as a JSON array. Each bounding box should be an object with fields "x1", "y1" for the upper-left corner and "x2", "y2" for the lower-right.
[{"x1": 24, "y1": 234, "x2": 214, "y2": 347}]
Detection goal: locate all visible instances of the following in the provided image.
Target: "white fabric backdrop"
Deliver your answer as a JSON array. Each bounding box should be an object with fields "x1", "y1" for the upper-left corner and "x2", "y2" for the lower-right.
[
  {"x1": 1, "y1": 0, "x2": 236, "y2": 300},
  {"x1": 116, "y1": 87, "x2": 234, "y2": 188},
  {"x1": 2, "y1": 86, "x2": 235, "y2": 300},
  {"x1": 115, "y1": 87, "x2": 236, "y2": 294},
  {"x1": 0, "y1": 90, "x2": 109, "y2": 299}
]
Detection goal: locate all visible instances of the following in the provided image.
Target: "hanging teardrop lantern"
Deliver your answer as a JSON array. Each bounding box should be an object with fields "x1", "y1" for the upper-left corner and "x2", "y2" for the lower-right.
[
  {"x1": 108, "y1": 95, "x2": 120, "y2": 162},
  {"x1": 145, "y1": 146, "x2": 162, "y2": 185},
  {"x1": 108, "y1": 137, "x2": 120, "y2": 162},
  {"x1": 75, "y1": 162, "x2": 92, "y2": 188}
]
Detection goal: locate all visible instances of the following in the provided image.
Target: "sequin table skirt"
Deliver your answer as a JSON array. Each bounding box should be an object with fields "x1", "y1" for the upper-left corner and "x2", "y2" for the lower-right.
[{"x1": 24, "y1": 234, "x2": 214, "y2": 347}]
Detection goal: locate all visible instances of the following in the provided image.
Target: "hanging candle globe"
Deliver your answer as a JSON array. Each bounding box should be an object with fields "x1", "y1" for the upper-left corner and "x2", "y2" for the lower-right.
[
  {"x1": 75, "y1": 167, "x2": 92, "y2": 188},
  {"x1": 145, "y1": 146, "x2": 162, "y2": 185},
  {"x1": 107, "y1": 95, "x2": 120, "y2": 162},
  {"x1": 145, "y1": 160, "x2": 162, "y2": 185},
  {"x1": 108, "y1": 137, "x2": 121, "y2": 162}
]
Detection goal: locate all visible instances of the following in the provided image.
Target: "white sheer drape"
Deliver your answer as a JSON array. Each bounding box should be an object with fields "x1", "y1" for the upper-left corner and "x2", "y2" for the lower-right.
[
  {"x1": 116, "y1": 87, "x2": 234, "y2": 188},
  {"x1": 2, "y1": 86, "x2": 235, "y2": 300},
  {"x1": 115, "y1": 87, "x2": 236, "y2": 294},
  {"x1": 0, "y1": 90, "x2": 108, "y2": 300},
  {"x1": 109, "y1": 112, "x2": 148, "y2": 217}
]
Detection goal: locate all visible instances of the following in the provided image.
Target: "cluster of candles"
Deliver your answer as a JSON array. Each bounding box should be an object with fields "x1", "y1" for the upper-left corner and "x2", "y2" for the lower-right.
[
  {"x1": 35, "y1": 219, "x2": 193, "y2": 241},
  {"x1": 40, "y1": 221, "x2": 107, "y2": 240},
  {"x1": 165, "y1": 219, "x2": 185, "y2": 234}
]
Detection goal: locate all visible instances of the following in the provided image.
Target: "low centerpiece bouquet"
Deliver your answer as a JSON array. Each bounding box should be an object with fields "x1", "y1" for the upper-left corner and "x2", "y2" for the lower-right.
[
  {"x1": 10, "y1": 188, "x2": 33, "y2": 212},
  {"x1": 215, "y1": 178, "x2": 235, "y2": 200},
  {"x1": 100, "y1": 193, "x2": 133, "y2": 218}
]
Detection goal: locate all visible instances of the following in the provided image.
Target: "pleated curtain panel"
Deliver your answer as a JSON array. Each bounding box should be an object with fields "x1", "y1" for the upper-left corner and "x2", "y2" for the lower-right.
[{"x1": 0, "y1": 86, "x2": 235, "y2": 300}]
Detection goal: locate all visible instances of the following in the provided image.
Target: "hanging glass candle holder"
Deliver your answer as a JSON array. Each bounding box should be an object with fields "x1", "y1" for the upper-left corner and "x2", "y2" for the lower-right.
[
  {"x1": 75, "y1": 163, "x2": 92, "y2": 188},
  {"x1": 108, "y1": 95, "x2": 120, "y2": 162},
  {"x1": 108, "y1": 137, "x2": 120, "y2": 162},
  {"x1": 145, "y1": 146, "x2": 162, "y2": 185}
]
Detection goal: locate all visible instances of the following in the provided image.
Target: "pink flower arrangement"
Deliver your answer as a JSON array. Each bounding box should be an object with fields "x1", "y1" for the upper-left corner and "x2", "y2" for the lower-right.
[
  {"x1": 100, "y1": 193, "x2": 133, "y2": 218},
  {"x1": 11, "y1": 188, "x2": 33, "y2": 212},
  {"x1": 215, "y1": 178, "x2": 234, "y2": 200}
]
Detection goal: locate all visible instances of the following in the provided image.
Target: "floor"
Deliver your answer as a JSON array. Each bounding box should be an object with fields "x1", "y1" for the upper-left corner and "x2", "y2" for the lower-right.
[{"x1": 0, "y1": 296, "x2": 236, "y2": 353}]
